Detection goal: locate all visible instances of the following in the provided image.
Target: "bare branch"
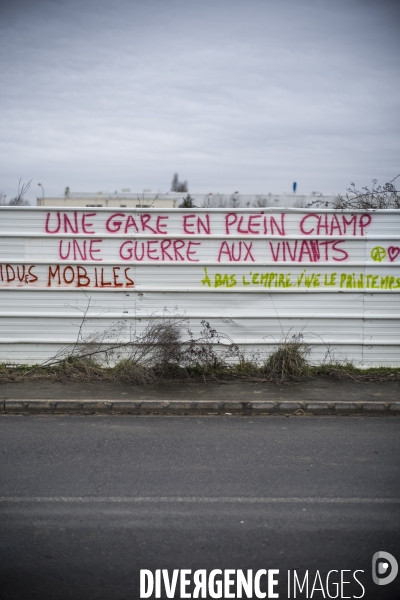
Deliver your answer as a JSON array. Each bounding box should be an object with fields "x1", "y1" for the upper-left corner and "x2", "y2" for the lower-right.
[
  {"x1": 307, "y1": 175, "x2": 400, "y2": 209},
  {"x1": 9, "y1": 178, "x2": 32, "y2": 206}
]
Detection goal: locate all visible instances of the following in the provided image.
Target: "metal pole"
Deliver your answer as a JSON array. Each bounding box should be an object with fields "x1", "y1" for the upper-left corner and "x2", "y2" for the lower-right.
[{"x1": 37, "y1": 183, "x2": 45, "y2": 202}]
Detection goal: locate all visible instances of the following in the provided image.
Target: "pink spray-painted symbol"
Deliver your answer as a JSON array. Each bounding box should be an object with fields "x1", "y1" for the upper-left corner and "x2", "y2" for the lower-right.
[{"x1": 388, "y1": 246, "x2": 400, "y2": 262}]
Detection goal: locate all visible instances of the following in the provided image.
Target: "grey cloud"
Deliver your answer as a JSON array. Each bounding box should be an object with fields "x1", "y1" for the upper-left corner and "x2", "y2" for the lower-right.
[{"x1": 0, "y1": 0, "x2": 399, "y2": 201}]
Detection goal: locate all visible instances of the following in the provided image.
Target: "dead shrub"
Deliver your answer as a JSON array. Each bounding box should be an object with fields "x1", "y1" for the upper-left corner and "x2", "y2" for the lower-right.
[
  {"x1": 263, "y1": 334, "x2": 311, "y2": 381},
  {"x1": 307, "y1": 174, "x2": 400, "y2": 209},
  {"x1": 181, "y1": 320, "x2": 240, "y2": 373},
  {"x1": 110, "y1": 317, "x2": 185, "y2": 384},
  {"x1": 47, "y1": 316, "x2": 185, "y2": 383},
  {"x1": 25, "y1": 313, "x2": 240, "y2": 384}
]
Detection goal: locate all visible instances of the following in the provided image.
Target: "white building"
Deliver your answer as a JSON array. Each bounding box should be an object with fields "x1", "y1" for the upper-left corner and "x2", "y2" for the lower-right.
[
  {"x1": 36, "y1": 189, "x2": 338, "y2": 208},
  {"x1": 36, "y1": 190, "x2": 183, "y2": 208},
  {"x1": 188, "y1": 192, "x2": 338, "y2": 208}
]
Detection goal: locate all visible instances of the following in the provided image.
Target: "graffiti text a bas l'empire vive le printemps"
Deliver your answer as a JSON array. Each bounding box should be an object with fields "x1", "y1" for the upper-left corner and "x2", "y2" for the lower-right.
[{"x1": 200, "y1": 268, "x2": 400, "y2": 290}]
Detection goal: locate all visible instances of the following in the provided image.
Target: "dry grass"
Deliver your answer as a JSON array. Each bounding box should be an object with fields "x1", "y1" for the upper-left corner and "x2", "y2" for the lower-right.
[
  {"x1": 261, "y1": 334, "x2": 311, "y2": 382},
  {"x1": 310, "y1": 363, "x2": 400, "y2": 382},
  {"x1": 0, "y1": 320, "x2": 399, "y2": 385}
]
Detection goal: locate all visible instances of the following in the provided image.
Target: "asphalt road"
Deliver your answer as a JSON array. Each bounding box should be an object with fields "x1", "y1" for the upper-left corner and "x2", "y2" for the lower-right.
[{"x1": 0, "y1": 415, "x2": 399, "y2": 600}]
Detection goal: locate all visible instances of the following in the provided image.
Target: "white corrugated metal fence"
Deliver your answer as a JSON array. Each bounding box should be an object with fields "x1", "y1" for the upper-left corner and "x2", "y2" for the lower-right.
[{"x1": 0, "y1": 207, "x2": 399, "y2": 366}]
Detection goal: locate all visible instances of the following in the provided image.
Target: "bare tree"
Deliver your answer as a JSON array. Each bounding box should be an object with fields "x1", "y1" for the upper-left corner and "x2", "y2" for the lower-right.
[
  {"x1": 229, "y1": 192, "x2": 240, "y2": 208},
  {"x1": 253, "y1": 195, "x2": 271, "y2": 208},
  {"x1": 202, "y1": 193, "x2": 228, "y2": 208},
  {"x1": 307, "y1": 175, "x2": 400, "y2": 209},
  {"x1": 8, "y1": 179, "x2": 31, "y2": 206},
  {"x1": 293, "y1": 199, "x2": 307, "y2": 208},
  {"x1": 171, "y1": 172, "x2": 188, "y2": 193},
  {"x1": 135, "y1": 191, "x2": 160, "y2": 208}
]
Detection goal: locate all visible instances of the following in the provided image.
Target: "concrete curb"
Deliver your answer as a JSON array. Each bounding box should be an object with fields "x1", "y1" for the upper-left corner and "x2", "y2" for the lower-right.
[{"x1": 2, "y1": 400, "x2": 400, "y2": 416}]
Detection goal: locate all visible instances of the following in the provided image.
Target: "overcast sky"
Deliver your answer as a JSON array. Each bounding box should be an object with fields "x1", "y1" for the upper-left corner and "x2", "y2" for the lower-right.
[{"x1": 1, "y1": 0, "x2": 399, "y2": 202}]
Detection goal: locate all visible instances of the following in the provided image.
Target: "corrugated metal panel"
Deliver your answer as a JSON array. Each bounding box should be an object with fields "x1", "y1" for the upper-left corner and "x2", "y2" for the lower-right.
[{"x1": 0, "y1": 207, "x2": 399, "y2": 366}]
